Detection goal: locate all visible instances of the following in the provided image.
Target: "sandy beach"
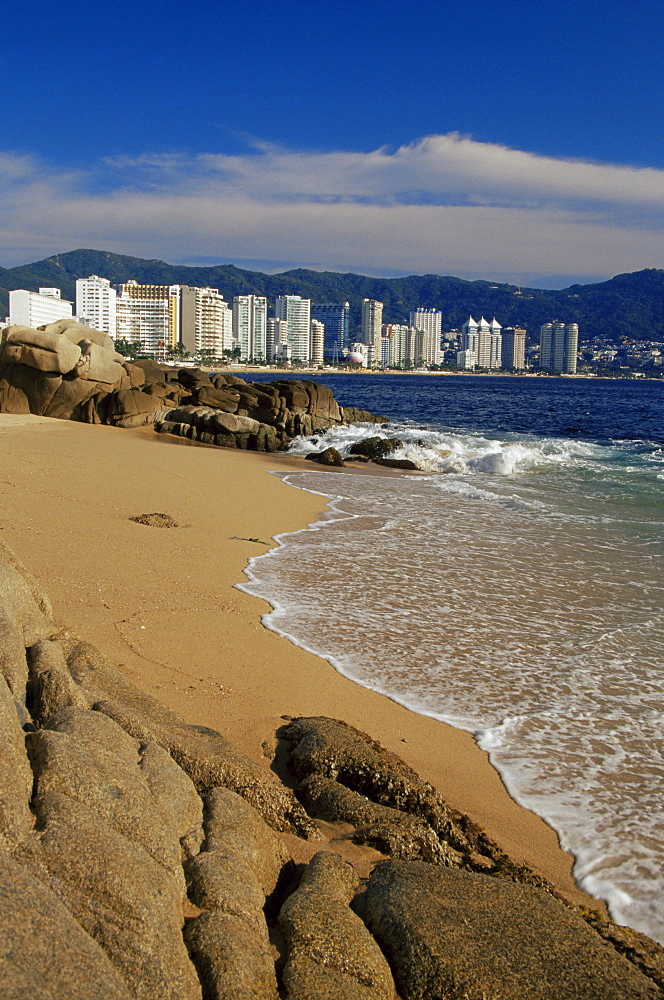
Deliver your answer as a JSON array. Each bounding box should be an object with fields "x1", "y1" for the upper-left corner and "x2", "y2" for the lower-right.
[{"x1": 0, "y1": 412, "x2": 601, "y2": 910}]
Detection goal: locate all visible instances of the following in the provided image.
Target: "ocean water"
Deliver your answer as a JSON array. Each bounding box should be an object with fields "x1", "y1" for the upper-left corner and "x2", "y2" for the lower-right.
[{"x1": 240, "y1": 374, "x2": 664, "y2": 943}]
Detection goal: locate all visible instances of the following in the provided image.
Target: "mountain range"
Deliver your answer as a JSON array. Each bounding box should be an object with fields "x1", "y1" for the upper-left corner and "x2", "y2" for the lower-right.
[{"x1": 1, "y1": 249, "x2": 663, "y2": 343}]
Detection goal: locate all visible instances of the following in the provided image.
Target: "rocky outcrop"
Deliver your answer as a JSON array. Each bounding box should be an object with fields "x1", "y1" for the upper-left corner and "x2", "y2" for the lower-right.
[
  {"x1": 278, "y1": 851, "x2": 396, "y2": 1000},
  {"x1": 0, "y1": 321, "x2": 376, "y2": 449},
  {"x1": 0, "y1": 542, "x2": 663, "y2": 999},
  {"x1": 364, "y1": 861, "x2": 659, "y2": 1000}
]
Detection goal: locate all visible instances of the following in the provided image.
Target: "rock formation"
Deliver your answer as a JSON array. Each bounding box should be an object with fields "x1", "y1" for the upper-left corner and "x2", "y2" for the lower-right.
[
  {"x1": 0, "y1": 320, "x2": 384, "y2": 452},
  {"x1": 1, "y1": 539, "x2": 663, "y2": 998}
]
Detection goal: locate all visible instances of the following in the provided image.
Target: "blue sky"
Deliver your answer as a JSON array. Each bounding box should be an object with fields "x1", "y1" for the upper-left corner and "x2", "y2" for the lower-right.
[{"x1": 1, "y1": 0, "x2": 662, "y2": 286}]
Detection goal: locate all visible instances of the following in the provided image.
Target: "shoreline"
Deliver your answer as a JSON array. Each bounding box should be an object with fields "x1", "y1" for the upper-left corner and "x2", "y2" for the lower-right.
[{"x1": 0, "y1": 413, "x2": 603, "y2": 913}]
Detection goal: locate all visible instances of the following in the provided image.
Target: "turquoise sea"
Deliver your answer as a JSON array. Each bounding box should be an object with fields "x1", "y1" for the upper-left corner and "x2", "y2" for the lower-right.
[{"x1": 241, "y1": 374, "x2": 664, "y2": 943}]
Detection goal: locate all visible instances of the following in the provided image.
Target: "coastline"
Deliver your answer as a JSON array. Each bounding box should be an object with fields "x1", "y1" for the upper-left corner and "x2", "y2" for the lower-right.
[{"x1": 0, "y1": 413, "x2": 602, "y2": 912}]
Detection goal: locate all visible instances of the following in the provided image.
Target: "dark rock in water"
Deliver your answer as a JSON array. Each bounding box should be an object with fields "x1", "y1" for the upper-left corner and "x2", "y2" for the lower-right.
[
  {"x1": 349, "y1": 436, "x2": 402, "y2": 460},
  {"x1": 374, "y1": 457, "x2": 419, "y2": 470},
  {"x1": 341, "y1": 406, "x2": 386, "y2": 424},
  {"x1": 306, "y1": 447, "x2": 345, "y2": 466},
  {"x1": 364, "y1": 861, "x2": 659, "y2": 1000},
  {"x1": 345, "y1": 453, "x2": 371, "y2": 462},
  {"x1": 279, "y1": 851, "x2": 396, "y2": 1000}
]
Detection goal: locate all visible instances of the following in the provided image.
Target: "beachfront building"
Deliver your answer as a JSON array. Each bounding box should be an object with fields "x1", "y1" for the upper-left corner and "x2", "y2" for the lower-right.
[
  {"x1": 501, "y1": 327, "x2": 527, "y2": 370},
  {"x1": 410, "y1": 308, "x2": 443, "y2": 365},
  {"x1": 461, "y1": 316, "x2": 502, "y2": 369},
  {"x1": 540, "y1": 320, "x2": 579, "y2": 375},
  {"x1": 233, "y1": 294, "x2": 268, "y2": 361},
  {"x1": 311, "y1": 301, "x2": 351, "y2": 362},
  {"x1": 309, "y1": 318, "x2": 325, "y2": 366},
  {"x1": 361, "y1": 298, "x2": 383, "y2": 363},
  {"x1": 116, "y1": 281, "x2": 181, "y2": 358},
  {"x1": 75, "y1": 275, "x2": 117, "y2": 337},
  {"x1": 540, "y1": 322, "x2": 579, "y2": 373},
  {"x1": 275, "y1": 295, "x2": 311, "y2": 364},
  {"x1": 382, "y1": 323, "x2": 425, "y2": 368},
  {"x1": 8, "y1": 287, "x2": 73, "y2": 328},
  {"x1": 266, "y1": 317, "x2": 288, "y2": 360},
  {"x1": 181, "y1": 286, "x2": 233, "y2": 358}
]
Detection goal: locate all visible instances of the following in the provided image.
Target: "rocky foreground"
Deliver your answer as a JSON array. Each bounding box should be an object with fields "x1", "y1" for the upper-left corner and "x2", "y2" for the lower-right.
[
  {"x1": 0, "y1": 319, "x2": 382, "y2": 454},
  {"x1": 1, "y1": 540, "x2": 664, "y2": 999}
]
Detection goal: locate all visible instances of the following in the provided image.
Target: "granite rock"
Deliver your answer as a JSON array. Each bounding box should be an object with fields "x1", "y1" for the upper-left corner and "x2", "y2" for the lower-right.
[
  {"x1": 279, "y1": 851, "x2": 395, "y2": 1000},
  {"x1": 0, "y1": 849, "x2": 134, "y2": 1000},
  {"x1": 364, "y1": 860, "x2": 659, "y2": 1000}
]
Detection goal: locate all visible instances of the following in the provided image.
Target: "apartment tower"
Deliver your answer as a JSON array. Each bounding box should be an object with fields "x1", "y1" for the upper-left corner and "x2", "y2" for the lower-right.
[
  {"x1": 75, "y1": 275, "x2": 117, "y2": 337},
  {"x1": 361, "y1": 299, "x2": 383, "y2": 362},
  {"x1": 540, "y1": 322, "x2": 579, "y2": 373},
  {"x1": 275, "y1": 295, "x2": 311, "y2": 364},
  {"x1": 233, "y1": 295, "x2": 268, "y2": 361}
]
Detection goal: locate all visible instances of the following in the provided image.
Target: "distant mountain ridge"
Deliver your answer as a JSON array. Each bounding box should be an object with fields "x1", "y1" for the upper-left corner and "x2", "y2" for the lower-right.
[{"x1": 1, "y1": 249, "x2": 663, "y2": 342}]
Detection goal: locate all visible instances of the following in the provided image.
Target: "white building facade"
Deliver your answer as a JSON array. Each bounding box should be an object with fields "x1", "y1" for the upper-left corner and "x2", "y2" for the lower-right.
[
  {"x1": 460, "y1": 316, "x2": 502, "y2": 370},
  {"x1": 540, "y1": 322, "x2": 579, "y2": 373},
  {"x1": 75, "y1": 275, "x2": 117, "y2": 337},
  {"x1": 409, "y1": 308, "x2": 443, "y2": 365},
  {"x1": 181, "y1": 286, "x2": 233, "y2": 358},
  {"x1": 361, "y1": 299, "x2": 383, "y2": 362},
  {"x1": 266, "y1": 317, "x2": 288, "y2": 360},
  {"x1": 233, "y1": 295, "x2": 268, "y2": 361},
  {"x1": 8, "y1": 287, "x2": 73, "y2": 328},
  {"x1": 275, "y1": 295, "x2": 311, "y2": 363},
  {"x1": 309, "y1": 318, "x2": 325, "y2": 366}
]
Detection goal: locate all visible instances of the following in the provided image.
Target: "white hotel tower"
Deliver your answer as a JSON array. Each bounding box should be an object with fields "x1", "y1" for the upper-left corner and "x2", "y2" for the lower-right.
[
  {"x1": 275, "y1": 295, "x2": 311, "y2": 364},
  {"x1": 75, "y1": 275, "x2": 117, "y2": 337}
]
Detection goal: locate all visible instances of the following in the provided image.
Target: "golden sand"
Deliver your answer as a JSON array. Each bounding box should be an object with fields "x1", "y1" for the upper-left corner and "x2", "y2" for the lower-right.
[{"x1": 0, "y1": 413, "x2": 601, "y2": 909}]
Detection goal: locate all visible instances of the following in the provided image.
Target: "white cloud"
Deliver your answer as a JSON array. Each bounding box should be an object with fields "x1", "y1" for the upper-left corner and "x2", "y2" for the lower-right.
[{"x1": 1, "y1": 134, "x2": 662, "y2": 283}]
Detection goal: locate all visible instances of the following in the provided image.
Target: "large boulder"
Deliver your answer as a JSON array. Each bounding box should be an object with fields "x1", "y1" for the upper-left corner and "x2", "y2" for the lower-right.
[
  {"x1": 20, "y1": 789, "x2": 202, "y2": 1000},
  {"x1": 59, "y1": 634, "x2": 319, "y2": 839},
  {"x1": 297, "y1": 773, "x2": 457, "y2": 866},
  {"x1": 183, "y1": 787, "x2": 286, "y2": 999},
  {"x1": 280, "y1": 717, "x2": 481, "y2": 857},
  {"x1": 28, "y1": 706, "x2": 192, "y2": 880},
  {"x1": 0, "y1": 674, "x2": 34, "y2": 849},
  {"x1": 279, "y1": 851, "x2": 396, "y2": 1000},
  {"x1": 0, "y1": 849, "x2": 134, "y2": 1000},
  {"x1": 40, "y1": 318, "x2": 116, "y2": 353},
  {"x1": 364, "y1": 861, "x2": 659, "y2": 1000},
  {"x1": 1, "y1": 326, "x2": 81, "y2": 374}
]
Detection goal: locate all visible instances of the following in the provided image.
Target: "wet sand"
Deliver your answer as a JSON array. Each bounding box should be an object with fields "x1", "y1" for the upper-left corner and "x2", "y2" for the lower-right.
[{"x1": 0, "y1": 413, "x2": 602, "y2": 909}]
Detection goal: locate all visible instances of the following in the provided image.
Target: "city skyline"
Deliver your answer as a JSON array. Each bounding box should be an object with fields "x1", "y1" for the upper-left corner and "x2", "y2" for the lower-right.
[{"x1": 2, "y1": 0, "x2": 662, "y2": 286}]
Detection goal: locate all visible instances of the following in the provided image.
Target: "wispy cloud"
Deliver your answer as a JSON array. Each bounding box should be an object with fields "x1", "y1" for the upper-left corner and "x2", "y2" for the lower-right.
[{"x1": 1, "y1": 134, "x2": 662, "y2": 284}]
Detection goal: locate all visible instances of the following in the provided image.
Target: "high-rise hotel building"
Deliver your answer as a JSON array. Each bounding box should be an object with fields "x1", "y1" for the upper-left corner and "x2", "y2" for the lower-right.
[
  {"x1": 311, "y1": 302, "x2": 351, "y2": 361},
  {"x1": 501, "y1": 327, "x2": 527, "y2": 370},
  {"x1": 75, "y1": 275, "x2": 117, "y2": 337},
  {"x1": 410, "y1": 308, "x2": 443, "y2": 366},
  {"x1": 233, "y1": 295, "x2": 268, "y2": 361},
  {"x1": 275, "y1": 295, "x2": 311, "y2": 363},
  {"x1": 181, "y1": 286, "x2": 233, "y2": 357},
  {"x1": 115, "y1": 281, "x2": 181, "y2": 356},
  {"x1": 540, "y1": 322, "x2": 579, "y2": 373},
  {"x1": 361, "y1": 299, "x2": 383, "y2": 362}
]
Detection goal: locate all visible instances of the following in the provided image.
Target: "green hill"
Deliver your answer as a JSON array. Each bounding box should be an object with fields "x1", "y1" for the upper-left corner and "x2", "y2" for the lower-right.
[{"x1": 1, "y1": 249, "x2": 662, "y2": 343}]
